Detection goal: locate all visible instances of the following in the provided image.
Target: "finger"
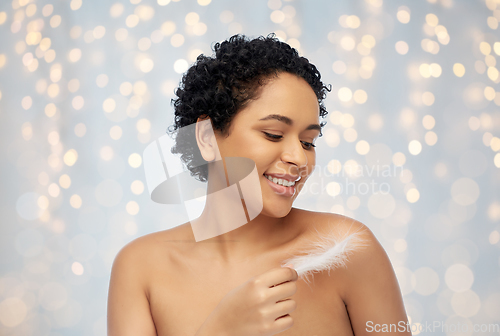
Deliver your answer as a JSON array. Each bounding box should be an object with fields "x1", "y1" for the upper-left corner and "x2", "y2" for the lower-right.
[
  {"x1": 270, "y1": 299, "x2": 297, "y2": 318},
  {"x1": 268, "y1": 281, "x2": 297, "y2": 301},
  {"x1": 259, "y1": 267, "x2": 298, "y2": 288},
  {"x1": 271, "y1": 314, "x2": 294, "y2": 335}
]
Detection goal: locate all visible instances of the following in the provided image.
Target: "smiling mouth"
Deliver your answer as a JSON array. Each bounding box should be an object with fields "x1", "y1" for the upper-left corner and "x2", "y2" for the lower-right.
[{"x1": 263, "y1": 174, "x2": 296, "y2": 187}]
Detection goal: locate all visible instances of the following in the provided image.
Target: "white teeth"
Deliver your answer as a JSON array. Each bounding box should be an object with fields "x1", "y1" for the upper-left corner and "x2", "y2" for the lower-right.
[{"x1": 265, "y1": 174, "x2": 295, "y2": 187}]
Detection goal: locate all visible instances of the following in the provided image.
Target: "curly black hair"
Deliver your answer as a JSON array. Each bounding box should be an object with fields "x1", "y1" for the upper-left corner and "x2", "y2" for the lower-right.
[{"x1": 168, "y1": 33, "x2": 330, "y2": 182}]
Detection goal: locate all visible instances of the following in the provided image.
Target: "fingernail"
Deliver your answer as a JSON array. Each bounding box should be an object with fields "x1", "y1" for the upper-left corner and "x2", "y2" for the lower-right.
[{"x1": 284, "y1": 263, "x2": 294, "y2": 268}]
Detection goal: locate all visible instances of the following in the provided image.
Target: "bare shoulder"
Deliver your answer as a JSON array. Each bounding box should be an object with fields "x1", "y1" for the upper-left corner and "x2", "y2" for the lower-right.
[
  {"x1": 302, "y1": 211, "x2": 398, "y2": 303},
  {"x1": 293, "y1": 208, "x2": 375, "y2": 245},
  {"x1": 111, "y1": 223, "x2": 192, "y2": 285},
  {"x1": 293, "y1": 209, "x2": 389, "y2": 278}
]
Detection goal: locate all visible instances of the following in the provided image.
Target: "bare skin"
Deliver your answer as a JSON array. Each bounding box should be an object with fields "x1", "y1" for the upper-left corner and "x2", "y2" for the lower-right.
[{"x1": 108, "y1": 73, "x2": 411, "y2": 335}]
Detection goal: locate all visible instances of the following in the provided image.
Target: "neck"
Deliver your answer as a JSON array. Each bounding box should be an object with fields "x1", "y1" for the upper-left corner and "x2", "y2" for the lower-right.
[{"x1": 190, "y1": 196, "x2": 301, "y2": 265}]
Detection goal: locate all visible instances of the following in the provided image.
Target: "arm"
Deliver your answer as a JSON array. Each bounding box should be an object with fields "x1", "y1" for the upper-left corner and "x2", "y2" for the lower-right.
[
  {"x1": 107, "y1": 239, "x2": 158, "y2": 336},
  {"x1": 336, "y1": 223, "x2": 411, "y2": 335}
]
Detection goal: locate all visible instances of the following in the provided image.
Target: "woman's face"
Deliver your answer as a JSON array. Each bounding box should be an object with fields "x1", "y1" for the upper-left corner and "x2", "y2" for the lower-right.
[{"x1": 211, "y1": 71, "x2": 321, "y2": 218}]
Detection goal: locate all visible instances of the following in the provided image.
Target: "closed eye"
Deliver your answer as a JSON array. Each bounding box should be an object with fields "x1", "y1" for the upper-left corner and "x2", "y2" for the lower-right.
[{"x1": 263, "y1": 132, "x2": 316, "y2": 150}]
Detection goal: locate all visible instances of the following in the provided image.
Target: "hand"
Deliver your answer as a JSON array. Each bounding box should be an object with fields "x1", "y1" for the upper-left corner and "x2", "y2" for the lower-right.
[{"x1": 196, "y1": 266, "x2": 298, "y2": 336}]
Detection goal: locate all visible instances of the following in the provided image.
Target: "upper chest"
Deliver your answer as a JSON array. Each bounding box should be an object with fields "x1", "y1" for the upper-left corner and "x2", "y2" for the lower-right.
[{"x1": 146, "y1": 247, "x2": 354, "y2": 336}]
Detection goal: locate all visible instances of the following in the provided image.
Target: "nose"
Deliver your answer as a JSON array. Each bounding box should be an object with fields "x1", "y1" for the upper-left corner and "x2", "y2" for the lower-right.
[{"x1": 280, "y1": 138, "x2": 308, "y2": 169}]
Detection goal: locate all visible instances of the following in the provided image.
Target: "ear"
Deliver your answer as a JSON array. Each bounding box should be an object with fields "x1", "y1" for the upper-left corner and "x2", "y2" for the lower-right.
[{"x1": 195, "y1": 116, "x2": 220, "y2": 162}]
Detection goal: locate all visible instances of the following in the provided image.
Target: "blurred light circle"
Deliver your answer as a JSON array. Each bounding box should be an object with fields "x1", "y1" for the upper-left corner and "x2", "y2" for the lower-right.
[
  {"x1": 39, "y1": 282, "x2": 68, "y2": 311},
  {"x1": 422, "y1": 91, "x2": 435, "y2": 106},
  {"x1": 138, "y1": 37, "x2": 151, "y2": 51},
  {"x1": 412, "y1": 267, "x2": 439, "y2": 295},
  {"x1": 103, "y1": 98, "x2": 116, "y2": 113},
  {"x1": 103, "y1": 94, "x2": 128, "y2": 122},
  {"x1": 445, "y1": 264, "x2": 474, "y2": 292},
  {"x1": 115, "y1": 28, "x2": 128, "y2": 41},
  {"x1": 193, "y1": 22, "x2": 207, "y2": 36},
  {"x1": 161, "y1": 21, "x2": 176, "y2": 35},
  {"x1": 488, "y1": 201, "x2": 500, "y2": 221},
  {"x1": 392, "y1": 152, "x2": 406, "y2": 166},
  {"x1": 340, "y1": 36, "x2": 355, "y2": 51},
  {"x1": 100, "y1": 146, "x2": 114, "y2": 161},
  {"x1": 343, "y1": 128, "x2": 357, "y2": 142},
  {"x1": 408, "y1": 140, "x2": 422, "y2": 155},
  {"x1": 355, "y1": 140, "x2": 370, "y2": 155},
  {"x1": 332, "y1": 60, "x2": 346, "y2": 74},
  {"x1": 69, "y1": 234, "x2": 98, "y2": 261},
  {"x1": 346, "y1": 195, "x2": 360, "y2": 210},
  {"x1": 327, "y1": 159, "x2": 342, "y2": 174},
  {"x1": 59, "y1": 174, "x2": 71, "y2": 189},
  {"x1": 109, "y1": 3, "x2": 124, "y2": 17},
  {"x1": 93, "y1": 25, "x2": 105, "y2": 39},
  {"x1": 368, "y1": 193, "x2": 396, "y2": 219},
  {"x1": 399, "y1": 170, "x2": 411, "y2": 184},
  {"x1": 126, "y1": 201, "x2": 140, "y2": 215},
  {"x1": 139, "y1": 58, "x2": 154, "y2": 72},
  {"x1": 131, "y1": 180, "x2": 144, "y2": 195},
  {"x1": 338, "y1": 87, "x2": 352, "y2": 102},
  {"x1": 451, "y1": 290, "x2": 481, "y2": 317},
  {"x1": 95, "y1": 179, "x2": 122, "y2": 207},
  {"x1": 0, "y1": 297, "x2": 27, "y2": 327},
  {"x1": 397, "y1": 8, "x2": 410, "y2": 23},
  {"x1": 72, "y1": 95, "x2": 84, "y2": 110},
  {"x1": 126, "y1": 14, "x2": 139, "y2": 28},
  {"x1": 135, "y1": 5, "x2": 155, "y2": 21},
  {"x1": 70, "y1": 194, "x2": 82, "y2": 209},
  {"x1": 70, "y1": 0, "x2": 82, "y2": 10},
  {"x1": 96, "y1": 74, "x2": 109, "y2": 87},
  {"x1": 424, "y1": 131, "x2": 437, "y2": 146},
  {"x1": 71, "y1": 261, "x2": 84, "y2": 275},
  {"x1": 453, "y1": 63, "x2": 465, "y2": 77},
  {"x1": 270, "y1": 10, "x2": 285, "y2": 23},
  {"x1": 395, "y1": 40, "x2": 409, "y2": 55},
  {"x1": 406, "y1": 188, "x2": 420, "y2": 203},
  {"x1": 174, "y1": 59, "x2": 188, "y2": 73},
  {"x1": 125, "y1": 221, "x2": 138, "y2": 235},
  {"x1": 353, "y1": 89, "x2": 367, "y2": 104},
  {"x1": 63, "y1": 149, "x2": 78, "y2": 166},
  {"x1": 16, "y1": 192, "x2": 43, "y2": 220},
  {"x1": 451, "y1": 177, "x2": 480, "y2": 206},
  {"x1": 170, "y1": 33, "x2": 184, "y2": 47},
  {"x1": 326, "y1": 182, "x2": 341, "y2": 197}
]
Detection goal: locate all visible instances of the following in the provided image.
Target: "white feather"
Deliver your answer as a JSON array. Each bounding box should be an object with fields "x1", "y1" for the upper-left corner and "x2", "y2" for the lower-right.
[{"x1": 281, "y1": 225, "x2": 367, "y2": 284}]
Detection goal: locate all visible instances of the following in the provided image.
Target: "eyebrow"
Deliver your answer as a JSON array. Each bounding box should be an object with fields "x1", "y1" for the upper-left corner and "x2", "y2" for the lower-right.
[{"x1": 258, "y1": 114, "x2": 321, "y2": 132}]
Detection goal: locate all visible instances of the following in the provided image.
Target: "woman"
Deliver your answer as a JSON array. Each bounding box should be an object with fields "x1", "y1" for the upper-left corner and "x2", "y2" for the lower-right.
[{"x1": 107, "y1": 34, "x2": 411, "y2": 336}]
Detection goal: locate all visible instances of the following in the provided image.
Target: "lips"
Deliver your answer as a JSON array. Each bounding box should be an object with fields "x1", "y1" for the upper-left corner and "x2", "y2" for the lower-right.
[
  {"x1": 263, "y1": 173, "x2": 301, "y2": 183},
  {"x1": 263, "y1": 174, "x2": 296, "y2": 197}
]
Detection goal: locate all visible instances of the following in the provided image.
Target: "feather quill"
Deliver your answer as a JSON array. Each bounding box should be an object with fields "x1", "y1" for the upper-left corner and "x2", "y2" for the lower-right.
[{"x1": 281, "y1": 225, "x2": 367, "y2": 284}]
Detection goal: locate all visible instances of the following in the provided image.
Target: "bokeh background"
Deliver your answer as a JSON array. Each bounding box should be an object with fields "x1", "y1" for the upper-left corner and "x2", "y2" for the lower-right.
[{"x1": 1, "y1": 0, "x2": 500, "y2": 335}]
